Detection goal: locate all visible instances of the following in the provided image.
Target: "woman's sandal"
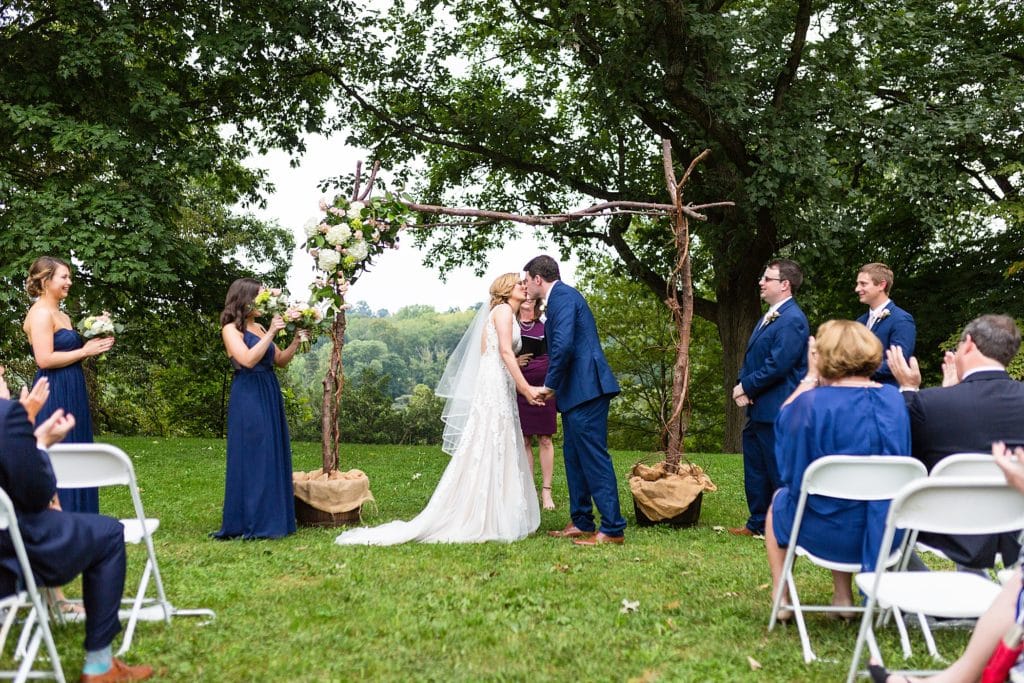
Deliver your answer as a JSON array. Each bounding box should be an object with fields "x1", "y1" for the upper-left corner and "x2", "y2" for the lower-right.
[{"x1": 868, "y1": 662, "x2": 911, "y2": 683}]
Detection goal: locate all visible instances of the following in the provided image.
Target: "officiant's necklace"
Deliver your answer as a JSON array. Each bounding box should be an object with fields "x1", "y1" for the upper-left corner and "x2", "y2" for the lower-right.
[{"x1": 520, "y1": 320, "x2": 537, "y2": 331}]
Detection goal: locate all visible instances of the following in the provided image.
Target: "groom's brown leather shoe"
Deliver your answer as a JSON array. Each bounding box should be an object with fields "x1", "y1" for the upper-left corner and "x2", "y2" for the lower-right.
[
  {"x1": 547, "y1": 523, "x2": 592, "y2": 538},
  {"x1": 573, "y1": 531, "x2": 625, "y2": 546}
]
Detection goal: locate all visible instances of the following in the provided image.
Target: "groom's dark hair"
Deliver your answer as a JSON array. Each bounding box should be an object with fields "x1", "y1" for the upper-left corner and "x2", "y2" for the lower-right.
[{"x1": 524, "y1": 255, "x2": 561, "y2": 282}]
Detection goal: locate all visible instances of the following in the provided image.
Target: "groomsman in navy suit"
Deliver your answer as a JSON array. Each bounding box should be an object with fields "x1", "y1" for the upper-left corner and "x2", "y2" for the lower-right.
[
  {"x1": 524, "y1": 255, "x2": 627, "y2": 546},
  {"x1": 731, "y1": 259, "x2": 809, "y2": 537},
  {"x1": 855, "y1": 262, "x2": 916, "y2": 385},
  {"x1": 0, "y1": 371, "x2": 152, "y2": 682}
]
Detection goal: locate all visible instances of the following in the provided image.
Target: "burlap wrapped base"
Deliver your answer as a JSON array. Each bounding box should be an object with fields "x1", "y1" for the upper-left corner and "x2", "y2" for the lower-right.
[
  {"x1": 629, "y1": 461, "x2": 717, "y2": 527},
  {"x1": 292, "y1": 468, "x2": 375, "y2": 528}
]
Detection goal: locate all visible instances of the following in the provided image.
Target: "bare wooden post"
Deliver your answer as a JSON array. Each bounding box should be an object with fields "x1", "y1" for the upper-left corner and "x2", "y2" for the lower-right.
[
  {"x1": 661, "y1": 142, "x2": 712, "y2": 472},
  {"x1": 320, "y1": 307, "x2": 347, "y2": 473}
]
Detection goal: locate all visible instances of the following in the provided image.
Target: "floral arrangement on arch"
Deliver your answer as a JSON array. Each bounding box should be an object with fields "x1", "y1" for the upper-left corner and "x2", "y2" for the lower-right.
[{"x1": 303, "y1": 193, "x2": 413, "y2": 309}]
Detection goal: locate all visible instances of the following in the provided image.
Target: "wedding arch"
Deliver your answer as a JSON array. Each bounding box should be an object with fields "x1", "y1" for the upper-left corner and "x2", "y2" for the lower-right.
[{"x1": 306, "y1": 138, "x2": 730, "y2": 523}]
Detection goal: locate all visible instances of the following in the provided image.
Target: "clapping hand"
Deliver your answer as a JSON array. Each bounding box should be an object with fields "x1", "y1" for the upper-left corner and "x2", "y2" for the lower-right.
[
  {"x1": 940, "y1": 350, "x2": 959, "y2": 387},
  {"x1": 0, "y1": 366, "x2": 7, "y2": 401},
  {"x1": 34, "y1": 408, "x2": 76, "y2": 449},
  {"x1": 886, "y1": 345, "x2": 921, "y2": 390},
  {"x1": 19, "y1": 377, "x2": 50, "y2": 424},
  {"x1": 993, "y1": 441, "x2": 1024, "y2": 495}
]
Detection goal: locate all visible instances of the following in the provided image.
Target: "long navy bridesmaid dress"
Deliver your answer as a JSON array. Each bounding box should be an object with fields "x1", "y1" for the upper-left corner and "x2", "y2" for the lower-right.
[
  {"x1": 213, "y1": 331, "x2": 296, "y2": 539},
  {"x1": 33, "y1": 328, "x2": 100, "y2": 513}
]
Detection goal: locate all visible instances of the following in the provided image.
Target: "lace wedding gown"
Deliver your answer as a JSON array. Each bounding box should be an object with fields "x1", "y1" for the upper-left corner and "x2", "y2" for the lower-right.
[{"x1": 335, "y1": 313, "x2": 540, "y2": 545}]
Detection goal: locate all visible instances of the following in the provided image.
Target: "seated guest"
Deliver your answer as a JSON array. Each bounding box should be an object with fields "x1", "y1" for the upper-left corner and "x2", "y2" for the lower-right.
[
  {"x1": 886, "y1": 313, "x2": 1024, "y2": 569},
  {"x1": 766, "y1": 321, "x2": 912, "y2": 616},
  {"x1": 869, "y1": 441, "x2": 1024, "y2": 683},
  {"x1": 0, "y1": 369, "x2": 152, "y2": 682}
]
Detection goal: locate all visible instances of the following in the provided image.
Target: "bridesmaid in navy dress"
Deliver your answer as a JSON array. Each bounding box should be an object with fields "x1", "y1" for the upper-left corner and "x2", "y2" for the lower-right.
[
  {"x1": 22, "y1": 256, "x2": 114, "y2": 514},
  {"x1": 214, "y1": 278, "x2": 304, "y2": 539}
]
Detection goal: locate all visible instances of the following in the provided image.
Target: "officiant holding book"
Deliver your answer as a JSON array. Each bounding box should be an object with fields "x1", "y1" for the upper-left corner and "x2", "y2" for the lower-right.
[{"x1": 517, "y1": 298, "x2": 558, "y2": 510}]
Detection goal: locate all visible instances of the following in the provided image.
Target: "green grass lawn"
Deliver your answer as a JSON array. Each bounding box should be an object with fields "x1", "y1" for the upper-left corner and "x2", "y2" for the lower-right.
[{"x1": 25, "y1": 438, "x2": 972, "y2": 681}]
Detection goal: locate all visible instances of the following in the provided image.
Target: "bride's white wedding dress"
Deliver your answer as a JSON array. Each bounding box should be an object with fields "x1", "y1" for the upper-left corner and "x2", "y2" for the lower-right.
[{"x1": 335, "y1": 310, "x2": 540, "y2": 545}]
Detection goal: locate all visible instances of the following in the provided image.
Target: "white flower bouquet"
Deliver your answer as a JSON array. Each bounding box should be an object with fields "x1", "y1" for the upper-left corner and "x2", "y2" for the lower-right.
[{"x1": 77, "y1": 311, "x2": 123, "y2": 339}]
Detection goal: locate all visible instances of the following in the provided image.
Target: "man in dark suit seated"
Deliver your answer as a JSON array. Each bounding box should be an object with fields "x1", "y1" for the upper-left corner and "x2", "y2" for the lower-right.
[
  {"x1": 0, "y1": 369, "x2": 152, "y2": 682},
  {"x1": 886, "y1": 314, "x2": 1024, "y2": 569}
]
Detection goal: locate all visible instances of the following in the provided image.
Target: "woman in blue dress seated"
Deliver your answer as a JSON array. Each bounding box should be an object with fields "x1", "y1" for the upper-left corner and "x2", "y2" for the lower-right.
[{"x1": 766, "y1": 320, "x2": 911, "y2": 617}]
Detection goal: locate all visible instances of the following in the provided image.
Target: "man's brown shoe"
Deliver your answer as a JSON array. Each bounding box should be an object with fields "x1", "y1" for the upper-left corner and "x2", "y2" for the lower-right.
[
  {"x1": 728, "y1": 526, "x2": 757, "y2": 537},
  {"x1": 79, "y1": 658, "x2": 153, "y2": 683},
  {"x1": 573, "y1": 531, "x2": 625, "y2": 546},
  {"x1": 547, "y1": 524, "x2": 593, "y2": 539}
]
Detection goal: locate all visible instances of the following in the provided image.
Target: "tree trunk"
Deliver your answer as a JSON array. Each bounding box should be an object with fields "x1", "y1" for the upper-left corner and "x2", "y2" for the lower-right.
[
  {"x1": 716, "y1": 264, "x2": 769, "y2": 453},
  {"x1": 320, "y1": 309, "x2": 348, "y2": 473}
]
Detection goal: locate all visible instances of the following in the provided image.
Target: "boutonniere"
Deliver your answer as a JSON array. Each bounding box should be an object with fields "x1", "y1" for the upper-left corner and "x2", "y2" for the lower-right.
[
  {"x1": 764, "y1": 310, "x2": 780, "y2": 326},
  {"x1": 877, "y1": 309, "x2": 891, "y2": 321}
]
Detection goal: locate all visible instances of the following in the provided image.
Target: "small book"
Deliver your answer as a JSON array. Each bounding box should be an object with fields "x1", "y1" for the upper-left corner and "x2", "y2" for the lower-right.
[{"x1": 519, "y1": 335, "x2": 546, "y2": 357}]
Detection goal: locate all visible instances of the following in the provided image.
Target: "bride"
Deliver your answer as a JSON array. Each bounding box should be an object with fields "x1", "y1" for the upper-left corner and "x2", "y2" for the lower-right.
[{"x1": 336, "y1": 273, "x2": 544, "y2": 545}]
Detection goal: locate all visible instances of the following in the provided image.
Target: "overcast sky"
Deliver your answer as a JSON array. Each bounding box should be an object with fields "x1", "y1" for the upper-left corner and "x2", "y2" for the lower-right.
[{"x1": 247, "y1": 133, "x2": 575, "y2": 314}]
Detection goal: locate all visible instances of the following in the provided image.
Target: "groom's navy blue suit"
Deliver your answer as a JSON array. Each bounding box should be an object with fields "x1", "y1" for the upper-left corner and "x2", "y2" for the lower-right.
[
  {"x1": 737, "y1": 298, "x2": 808, "y2": 534},
  {"x1": 0, "y1": 398, "x2": 125, "y2": 650},
  {"x1": 544, "y1": 280, "x2": 626, "y2": 536}
]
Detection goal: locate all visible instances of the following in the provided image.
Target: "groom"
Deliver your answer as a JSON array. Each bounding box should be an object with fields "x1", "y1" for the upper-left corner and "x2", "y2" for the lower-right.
[{"x1": 523, "y1": 256, "x2": 627, "y2": 545}]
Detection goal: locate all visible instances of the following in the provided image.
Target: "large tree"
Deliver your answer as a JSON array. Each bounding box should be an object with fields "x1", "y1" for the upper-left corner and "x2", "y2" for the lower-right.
[
  {"x1": 0, "y1": 0, "x2": 351, "y2": 358},
  {"x1": 328, "y1": 0, "x2": 1023, "y2": 450}
]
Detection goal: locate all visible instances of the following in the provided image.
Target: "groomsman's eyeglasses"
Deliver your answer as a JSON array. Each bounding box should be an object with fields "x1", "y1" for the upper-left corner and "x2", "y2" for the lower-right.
[{"x1": 759, "y1": 276, "x2": 783, "y2": 282}]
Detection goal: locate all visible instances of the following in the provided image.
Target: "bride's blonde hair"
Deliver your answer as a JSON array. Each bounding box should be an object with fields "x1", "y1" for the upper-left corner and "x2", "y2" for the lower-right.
[{"x1": 489, "y1": 273, "x2": 520, "y2": 309}]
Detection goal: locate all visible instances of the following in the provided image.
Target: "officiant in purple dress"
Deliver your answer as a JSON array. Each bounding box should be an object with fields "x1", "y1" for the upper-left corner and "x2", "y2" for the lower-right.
[{"x1": 516, "y1": 298, "x2": 557, "y2": 511}]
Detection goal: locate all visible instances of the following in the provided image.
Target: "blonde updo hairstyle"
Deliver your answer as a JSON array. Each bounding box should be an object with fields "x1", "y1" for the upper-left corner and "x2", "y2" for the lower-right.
[
  {"x1": 26, "y1": 256, "x2": 71, "y2": 298},
  {"x1": 489, "y1": 273, "x2": 520, "y2": 309},
  {"x1": 814, "y1": 319, "x2": 883, "y2": 381}
]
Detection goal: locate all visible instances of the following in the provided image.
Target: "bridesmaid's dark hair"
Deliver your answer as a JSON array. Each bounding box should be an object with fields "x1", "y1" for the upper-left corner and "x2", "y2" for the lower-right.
[
  {"x1": 26, "y1": 256, "x2": 71, "y2": 298},
  {"x1": 220, "y1": 278, "x2": 261, "y2": 331}
]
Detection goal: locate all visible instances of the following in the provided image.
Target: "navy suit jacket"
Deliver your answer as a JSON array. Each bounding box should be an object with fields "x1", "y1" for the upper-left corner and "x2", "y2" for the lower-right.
[
  {"x1": 0, "y1": 399, "x2": 110, "y2": 588},
  {"x1": 738, "y1": 298, "x2": 809, "y2": 423},
  {"x1": 857, "y1": 301, "x2": 916, "y2": 385},
  {"x1": 904, "y1": 370, "x2": 1024, "y2": 566},
  {"x1": 543, "y1": 281, "x2": 620, "y2": 413}
]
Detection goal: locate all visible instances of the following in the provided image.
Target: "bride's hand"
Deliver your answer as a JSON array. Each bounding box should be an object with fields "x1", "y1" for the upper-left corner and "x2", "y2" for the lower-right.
[{"x1": 523, "y1": 386, "x2": 545, "y2": 406}]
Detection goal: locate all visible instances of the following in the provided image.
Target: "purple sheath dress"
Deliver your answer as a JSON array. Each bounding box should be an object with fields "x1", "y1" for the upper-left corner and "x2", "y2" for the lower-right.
[{"x1": 516, "y1": 320, "x2": 557, "y2": 436}]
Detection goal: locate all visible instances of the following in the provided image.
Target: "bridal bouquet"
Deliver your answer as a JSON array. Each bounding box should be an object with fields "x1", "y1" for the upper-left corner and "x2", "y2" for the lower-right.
[{"x1": 77, "y1": 311, "x2": 123, "y2": 339}]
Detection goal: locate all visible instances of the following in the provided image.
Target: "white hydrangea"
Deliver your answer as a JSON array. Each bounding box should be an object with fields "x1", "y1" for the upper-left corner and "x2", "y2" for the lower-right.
[
  {"x1": 318, "y1": 248, "x2": 341, "y2": 272},
  {"x1": 324, "y1": 223, "x2": 351, "y2": 246},
  {"x1": 303, "y1": 218, "x2": 320, "y2": 238},
  {"x1": 347, "y1": 240, "x2": 369, "y2": 261},
  {"x1": 347, "y1": 201, "x2": 365, "y2": 219}
]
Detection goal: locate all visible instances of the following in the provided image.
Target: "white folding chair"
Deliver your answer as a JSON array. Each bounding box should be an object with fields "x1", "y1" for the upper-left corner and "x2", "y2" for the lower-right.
[
  {"x1": 847, "y1": 478, "x2": 1024, "y2": 683},
  {"x1": 767, "y1": 455, "x2": 927, "y2": 663},
  {"x1": 908, "y1": 452, "x2": 1009, "y2": 655},
  {"x1": 0, "y1": 486, "x2": 65, "y2": 682},
  {"x1": 47, "y1": 444, "x2": 214, "y2": 656},
  {"x1": 930, "y1": 452, "x2": 1001, "y2": 479}
]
